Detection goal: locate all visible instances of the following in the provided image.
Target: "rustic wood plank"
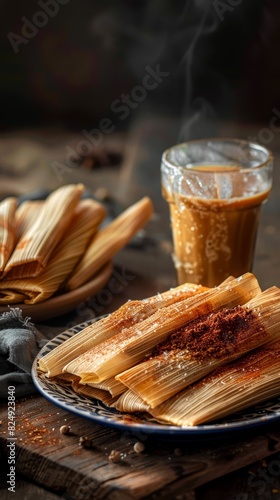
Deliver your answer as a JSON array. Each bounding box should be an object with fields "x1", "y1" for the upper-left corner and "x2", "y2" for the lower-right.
[
  {"x1": 196, "y1": 449, "x2": 280, "y2": 500},
  {"x1": 0, "y1": 479, "x2": 62, "y2": 500},
  {"x1": 1, "y1": 396, "x2": 280, "y2": 499}
]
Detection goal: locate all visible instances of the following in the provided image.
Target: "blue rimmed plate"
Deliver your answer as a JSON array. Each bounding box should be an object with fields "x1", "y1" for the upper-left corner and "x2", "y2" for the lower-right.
[{"x1": 32, "y1": 320, "x2": 280, "y2": 437}]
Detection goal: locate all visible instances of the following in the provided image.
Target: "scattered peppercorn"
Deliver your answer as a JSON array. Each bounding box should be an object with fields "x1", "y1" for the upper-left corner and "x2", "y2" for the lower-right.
[
  {"x1": 59, "y1": 424, "x2": 71, "y2": 435},
  {"x1": 108, "y1": 450, "x2": 122, "y2": 463},
  {"x1": 133, "y1": 441, "x2": 145, "y2": 453},
  {"x1": 79, "y1": 436, "x2": 93, "y2": 448}
]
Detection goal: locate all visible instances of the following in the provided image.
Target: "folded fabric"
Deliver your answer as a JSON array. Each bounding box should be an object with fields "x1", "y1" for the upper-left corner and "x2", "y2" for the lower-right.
[{"x1": 0, "y1": 308, "x2": 47, "y2": 398}]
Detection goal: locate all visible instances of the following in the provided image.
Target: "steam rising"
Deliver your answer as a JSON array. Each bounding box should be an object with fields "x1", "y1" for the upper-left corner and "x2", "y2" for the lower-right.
[{"x1": 90, "y1": 1, "x2": 263, "y2": 141}]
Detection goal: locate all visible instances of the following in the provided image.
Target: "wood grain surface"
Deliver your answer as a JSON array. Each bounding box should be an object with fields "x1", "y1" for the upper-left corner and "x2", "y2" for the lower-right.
[{"x1": 1, "y1": 396, "x2": 280, "y2": 499}]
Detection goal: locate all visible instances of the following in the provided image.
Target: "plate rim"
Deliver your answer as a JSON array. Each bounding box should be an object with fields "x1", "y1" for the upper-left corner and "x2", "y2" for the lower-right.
[{"x1": 32, "y1": 320, "x2": 280, "y2": 436}]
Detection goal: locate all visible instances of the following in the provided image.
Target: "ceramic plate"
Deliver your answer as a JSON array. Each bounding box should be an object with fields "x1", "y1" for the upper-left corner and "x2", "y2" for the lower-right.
[
  {"x1": 0, "y1": 262, "x2": 112, "y2": 322},
  {"x1": 32, "y1": 319, "x2": 280, "y2": 437}
]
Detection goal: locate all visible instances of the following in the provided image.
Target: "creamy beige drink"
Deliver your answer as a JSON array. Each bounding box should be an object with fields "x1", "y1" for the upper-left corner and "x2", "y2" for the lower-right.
[{"x1": 161, "y1": 141, "x2": 273, "y2": 287}]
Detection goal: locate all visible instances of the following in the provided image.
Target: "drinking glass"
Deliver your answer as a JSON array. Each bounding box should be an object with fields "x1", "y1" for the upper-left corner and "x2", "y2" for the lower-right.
[{"x1": 161, "y1": 138, "x2": 273, "y2": 287}]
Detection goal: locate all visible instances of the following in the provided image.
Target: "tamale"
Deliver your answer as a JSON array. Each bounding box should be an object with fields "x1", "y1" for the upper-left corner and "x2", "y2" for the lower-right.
[
  {"x1": 52, "y1": 372, "x2": 118, "y2": 405},
  {"x1": 53, "y1": 372, "x2": 79, "y2": 386},
  {"x1": 113, "y1": 390, "x2": 150, "y2": 413},
  {"x1": 150, "y1": 340, "x2": 280, "y2": 426},
  {"x1": 0, "y1": 289, "x2": 25, "y2": 304},
  {"x1": 0, "y1": 198, "x2": 105, "y2": 304},
  {"x1": 3, "y1": 184, "x2": 84, "y2": 279},
  {"x1": 39, "y1": 281, "x2": 208, "y2": 377},
  {"x1": 87, "y1": 377, "x2": 127, "y2": 397},
  {"x1": 0, "y1": 197, "x2": 17, "y2": 272},
  {"x1": 71, "y1": 378, "x2": 118, "y2": 406},
  {"x1": 117, "y1": 287, "x2": 280, "y2": 408},
  {"x1": 63, "y1": 273, "x2": 261, "y2": 384},
  {"x1": 66, "y1": 196, "x2": 154, "y2": 290},
  {"x1": 15, "y1": 200, "x2": 44, "y2": 241}
]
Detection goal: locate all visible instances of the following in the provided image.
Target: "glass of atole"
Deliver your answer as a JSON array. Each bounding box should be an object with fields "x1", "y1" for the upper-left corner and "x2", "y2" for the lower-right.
[{"x1": 161, "y1": 138, "x2": 273, "y2": 287}]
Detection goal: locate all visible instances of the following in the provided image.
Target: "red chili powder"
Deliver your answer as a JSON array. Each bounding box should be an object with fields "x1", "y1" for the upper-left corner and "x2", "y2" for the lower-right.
[{"x1": 151, "y1": 306, "x2": 265, "y2": 361}]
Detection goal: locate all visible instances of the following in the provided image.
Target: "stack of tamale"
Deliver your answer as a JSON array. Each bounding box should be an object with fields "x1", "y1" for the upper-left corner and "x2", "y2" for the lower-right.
[
  {"x1": 38, "y1": 272, "x2": 280, "y2": 425},
  {"x1": 0, "y1": 184, "x2": 153, "y2": 304}
]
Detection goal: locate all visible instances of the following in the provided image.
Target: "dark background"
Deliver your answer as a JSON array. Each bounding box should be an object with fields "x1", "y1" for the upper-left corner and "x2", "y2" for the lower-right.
[{"x1": 0, "y1": 0, "x2": 279, "y2": 138}]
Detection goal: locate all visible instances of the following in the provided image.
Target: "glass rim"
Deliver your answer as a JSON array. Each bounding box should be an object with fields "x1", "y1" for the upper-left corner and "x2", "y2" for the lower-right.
[{"x1": 162, "y1": 138, "x2": 274, "y2": 173}]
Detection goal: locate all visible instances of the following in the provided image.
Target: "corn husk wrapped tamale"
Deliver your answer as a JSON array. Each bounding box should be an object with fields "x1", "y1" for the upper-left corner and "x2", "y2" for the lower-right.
[
  {"x1": 63, "y1": 273, "x2": 261, "y2": 384},
  {"x1": 86, "y1": 377, "x2": 127, "y2": 397},
  {"x1": 15, "y1": 200, "x2": 44, "y2": 241},
  {"x1": 52, "y1": 373, "x2": 119, "y2": 406},
  {"x1": 113, "y1": 390, "x2": 150, "y2": 413},
  {"x1": 150, "y1": 340, "x2": 280, "y2": 426},
  {"x1": 66, "y1": 196, "x2": 154, "y2": 290},
  {"x1": 71, "y1": 378, "x2": 118, "y2": 406},
  {"x1": 53, "y1": 372, "x2": 79, "y2": 386},
  {"x1": 3, "y1": 184, "x2": 84, "y2": 279},
  {"x1": 0, "y1": 290, "x2": 26, "y2": 303},
  {"x1": 0, "y1": 197, "x2": 17, "y2": 272},
  {"x1": 116, "y1": 287, "x2": 280, "y2": 408},
  {"x1": 0, "y1": 198, "x2": 105, "y2": 304},
  {"x1": 39, "y1": 281, "x2": 209, "y2": 377}
]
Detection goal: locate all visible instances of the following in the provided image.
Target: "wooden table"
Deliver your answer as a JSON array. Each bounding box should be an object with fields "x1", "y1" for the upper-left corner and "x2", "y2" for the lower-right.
[{"x1": 1, "y1": 118, "x2": 280, "y2": 499}]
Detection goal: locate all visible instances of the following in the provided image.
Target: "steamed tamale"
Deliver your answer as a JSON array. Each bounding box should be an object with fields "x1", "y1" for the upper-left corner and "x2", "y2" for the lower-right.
[
  {"x1": 0, "y1": 198, "x2": 106, "y2": 304},
  {"x1": 63, "y1": 273, "x2": 261, "y2": 384},
  {"x1": 52, "y1": 373, "x2": 118, "y2": 406},
  {"x1": 3, "y1": 184, "x2": 84, "y2": 279},
  {"x1": 66, "y1": 196, "x2": 154, "y2": 290},
  {"x1": 39, "y1": 281, "x2": 209, "y2": 377},
  {"x1": 117, "y1": 287, "x2": 280, "y2": 408},
  {"x1": 113, "y1": 389, "x2": 150, "y2": 413},
  {"x1": 150, "y1": 340, "x2": 280, "y2": 426},
  {"x1": 86, "y1": 377, "x2": 127, "y2": 397},
  {"x1": 0, "y1": 197, "x2": 17, "y2": 272},
  {"x1": 15, "y1": 200, "x2": 44, "y2": 242},
  {"x1": 71, "y1": 378, "x2": 118, "y2": 406}
]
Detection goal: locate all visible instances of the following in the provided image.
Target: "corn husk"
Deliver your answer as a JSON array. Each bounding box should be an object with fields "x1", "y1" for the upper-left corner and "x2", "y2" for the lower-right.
[
  {"x1": 0, "y1": 197, "x2": 17, "y2": 272},
  {"x1": 0, "y1": 289, "x2": 25, "y2": 304},
  {"x1": 66, "y1": 196, "x2": 154, "y2": 290},
  {"x1": 15, "y1": 200, "x2": 44, "y2": 241},
  {"x1": 51, "y1": 372, "x2": 118, "y2": 406},
  {"x1": 0, "y1": 199, "x2": 105, "y2": 304},
  {"x1": 71, "y1": 378, "x2": 118, "y2": 406},
  {"x1": 87, "y1": 377, "x2": 127, "y2": 397},
  {"x1": 39, "y1": 281, "x2": 208, "y2": 377},
  {"x1": 113, "y1": 390, "x2": 150, "y2": 413},
  {"x1": 3, "y1": 184, "x2": 84, "y2": 279},
  {"x1": 53, "y1": 372, "x2": 79, "y2": 386},
  {"x1": 64, "y1": 273, "x2": 261, "y2": 384},
  {"x1": 117, "y1": 287, "x2": 280, "y2": 408},
  {"x1": 150, "y1": 340, "x2": 280, "y2": 426}
]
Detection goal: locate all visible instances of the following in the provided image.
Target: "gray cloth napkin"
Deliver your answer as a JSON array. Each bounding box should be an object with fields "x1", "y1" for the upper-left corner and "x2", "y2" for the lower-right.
[{"x1": 0, "y1": 308, "x2": 47, "y2": 398}]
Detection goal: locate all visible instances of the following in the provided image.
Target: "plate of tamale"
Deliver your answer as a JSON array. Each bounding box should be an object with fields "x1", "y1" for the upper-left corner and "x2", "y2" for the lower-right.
[
  {"x1": 0, "y1": 262, "x2": 113, "y2": 322},
  {"x1": 0, "y1": 184, "x2": 153, "y2": 321},
  {"x1": 33, "y1": 273, "x2": 280, "y2": 435}
]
